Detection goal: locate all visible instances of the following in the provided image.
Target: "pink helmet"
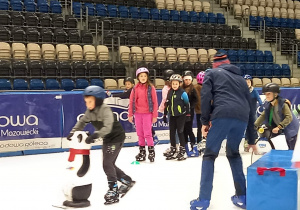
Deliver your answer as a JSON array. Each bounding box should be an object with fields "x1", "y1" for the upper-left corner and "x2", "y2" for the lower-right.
[
  {"x1": 136, "y1": 67, "x2": 149, "y2": 77},
  {"x1": 196, "y1": 71, "x2": 205, "y2": 84}
]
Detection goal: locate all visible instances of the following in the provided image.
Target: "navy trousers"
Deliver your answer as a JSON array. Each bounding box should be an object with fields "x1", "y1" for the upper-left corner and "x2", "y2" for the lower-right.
[{"x1": 199, "y1": 118, "x2": 247, "y2": 200}]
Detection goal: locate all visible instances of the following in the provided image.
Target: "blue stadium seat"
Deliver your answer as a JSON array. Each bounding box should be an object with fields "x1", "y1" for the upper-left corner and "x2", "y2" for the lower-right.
[
  {"x1": 50, "y1": 1, "x2": 62, "y2": 13},
  {"x1": 287, "y1": 18, "x2": 295, "y2": 28},
  {"x1": 61, "y1": 79, "x2": 75, "y2": 91},
  {"x1": 295, "y1": 19, "x2": 300, "y2": 29},
  {"x1": 73, "y1": 2, "x2": 82, "y2": 17},
  {"x1": 264, "y1": 51, "x2": 273, "y2": 62},
  {"x1": 199, "y1": 12, "x2": 207, "y2": 23},
  {"x1": 46, "y1": 79, "x2": 60, "y2": 90},
  {"x1": 264, "y1": 64, "x2": 273, "y2": 77},
  {"x1": 118, "y1": 6, "x2": 128, "y2": 18},
  {"x1": 180, "y1": 11, "x2": 189, "y2": 22},
  {"x1": 236, "y1": 64, "x2": 245, "y2": 75},
  {"x1": 245, "y1": 64, "x2": 254, "y2": 76},
  {"x1": 107, "y1": 5, "x2": 117, "y2": 17},
  {"x1": 282, "y1": 64, "x2": 291, "y2": 77},
  {"x1": 264, "y1": 17, "x2": 272, "y2": 27},
  {"x1": 238, "y1": 50, "x2": 247, "y2": 62},
  {"x1": 140, "y1": 7, "x2": 149, "y2": 19},
  {"x1": 256, "y1": 50, "x2": 264, "y2": 62},
  {"x1": 218, "y1": 49, "x2": 227, "y2": 54},
  {"x1": 37, "y1": 0, "x2": 49, "y2": 13},
  {"x1": 30, "y1": 79, "x2": 44, "y2": 90},
  {"x1": 90, "y1": 79, "x2": 104, "y2": 88},
  {"x1": 255, "y1": 64, "x2": 264, "y2": 77},
  {"x1": 246, "y1": 50, "x2": 256, "y2": 62},
  {"x1": 273, "y1": 64, "x2": 282, "y2": 77},
  {"x1": 272, "y1": 17, "x2": 279, "y2": 27},
  {"x1": 227, "y1": 49, "x2": 238, "y2": 62},
  {"x1": 170, "y1": 10, "x2": 179, "y2": 21},
  {"x1": 11, "y1": 0, "x2": 23, "y2": 11},
  {"x1": 129, "y1": 6, "x2": 140, "y2": 19},
  {"x1": 150, "y1": 8, "x2": 159, "y2": 20},
  {"x1": 95, "y1": 4, "x2": 106, "y2": 16},
  {"x1": 83, "y1": 3, "x2": 95, "y2": 16},
  {"x1": 0, "y1": 0, "x2": 9, "y2": 10},
  {"x1": 0, "y1": 79, "x2": 11, "y2": 90},
  {"x1": 280, "y1": 18, "x2": 287, "y2": 28},
  {"x1": 249, "y1": 16, "x2": 257, "y2": 30},
  {"x1": 160, "y1": 9, "x2": 170, "y2": 21},
  {"x1": 217, "y1": 13, "x2": 225, "y2": 24},
  {"x1": 208, "y1": 12, "x2": 216, "y2": 24},
  {"x1": 76, "y1": 79, "x2": 89, "y2": 89},
  {"x1": 189, "y1": 11, "x2": 198, "y2": 22},
  {"x1": 24, "y1": 0, "x2": 36, "y2": 12},
  {"x1": 13, "y1": 79, "x2": 28, "y2": 90}
]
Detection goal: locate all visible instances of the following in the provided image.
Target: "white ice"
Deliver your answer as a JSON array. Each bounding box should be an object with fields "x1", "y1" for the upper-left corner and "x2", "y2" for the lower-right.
[{"x1": 0, "y1": 138, "x2": 286, "y2": 210}]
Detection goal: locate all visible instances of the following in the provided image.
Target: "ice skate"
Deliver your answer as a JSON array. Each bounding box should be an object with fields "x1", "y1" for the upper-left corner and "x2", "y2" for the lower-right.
[{"x1": 190, "y1": 198, "x2": 210, "y2": 210}]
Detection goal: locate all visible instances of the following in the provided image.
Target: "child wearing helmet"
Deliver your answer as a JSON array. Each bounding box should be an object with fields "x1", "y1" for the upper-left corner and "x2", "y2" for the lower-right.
[
  {"x1": 254, "y1": 83, "x2": 299, "y2": 150},
  {"x1": 67, "y1": 86, "x2": 134, "y2": 205},
  {"x1": 243, "y1": 74, "x2": 263, "y2": 152},
  {"x1": 128, "y1": 67, "x2": 158, "y2": 162},
  {"x1": 163, "y1": 74, "x2": 191, "y2": 161},
  {"x1": 107, "y1": 77, "x2": 135, "y2": 98},
  {"x1": 182, "y1": 70, "x2": 199, "y2": 155},
  {"x1": 195, "y1": 71, "x2": 205, "y2": 151}
]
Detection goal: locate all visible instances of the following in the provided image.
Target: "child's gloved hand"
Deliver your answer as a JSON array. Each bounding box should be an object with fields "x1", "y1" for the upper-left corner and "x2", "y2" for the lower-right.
[
  {"x1": 186, "y1": 114, "x2": 191, "y2": 122},
  {"x1": 67, "y1": 133, "x2": 73, "y2": 140},
  {"x1": 106, "y1": 91, "x2": 112, "y2": 97},
  {"x1": 86, "y1": 133, "x2": 98, "y2": 144},
  {"x1": 163, "y1": 115, "x2": 167, "y2": 123}
]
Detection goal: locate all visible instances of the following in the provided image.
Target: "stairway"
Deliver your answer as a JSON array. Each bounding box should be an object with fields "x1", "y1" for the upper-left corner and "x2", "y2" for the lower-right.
[{"x1": 209, "y1": 0, "x2": 300, "y2": 77}]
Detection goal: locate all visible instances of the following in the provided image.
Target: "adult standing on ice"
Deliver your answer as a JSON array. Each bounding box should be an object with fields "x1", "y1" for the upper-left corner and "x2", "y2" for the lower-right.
[{"x1": 190, "y1": 53, "x2": 257, "y2": 210}]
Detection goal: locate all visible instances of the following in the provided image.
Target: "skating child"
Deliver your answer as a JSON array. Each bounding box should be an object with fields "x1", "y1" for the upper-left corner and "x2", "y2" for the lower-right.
[
  {"x1": 67, "y1": 86, "x2": 134, "y2": 205},
  {"x1": 254, "y1": 83, "x2": 299, "y2": 150},
  {"x1": 195, "y1": 71, "x2": 205, "y2": 152},
  {"x1": 243, "y1": 74, "x2": 263, "y2": 152},
  {"x1": 128, "y1": 67, "x2": 158, "y2": 162},
  {"x1": 182, "y1": 71, "x2": 199, "y2": 156},
  {"x1": 163, "y1": 74, "x2": 190, "y2": 161}
]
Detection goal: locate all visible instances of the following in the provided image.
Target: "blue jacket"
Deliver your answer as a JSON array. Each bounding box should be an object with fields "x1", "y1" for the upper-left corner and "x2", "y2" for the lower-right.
[
  {"x1": 164, "y1": 88, "x2": 190, "y2": 117},
  {"x1": 249, "y1": 87, "x2": 262, "y2": 114},
  {"x1": 264, "y1": 97, "x2": 299, "y2": 140},
  {"x1": 201, "y1": 64, "x2": 255, "y2": 143}
]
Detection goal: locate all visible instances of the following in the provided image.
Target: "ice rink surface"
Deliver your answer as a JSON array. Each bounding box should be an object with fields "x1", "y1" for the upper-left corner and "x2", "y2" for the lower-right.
[{"x1": 0, "y1": 140, "x2": 278, "y2": 210}]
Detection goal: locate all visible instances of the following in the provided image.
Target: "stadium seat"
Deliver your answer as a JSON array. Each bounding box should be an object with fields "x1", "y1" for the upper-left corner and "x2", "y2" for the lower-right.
[
  {"x1": 13, "y1": 79, "x2": 28, "y2": 90},
  {"x1": 29, "y1": 79, "x2": 44, "y2": 90},
  {"x1": 90, "y1": 78, "x2": 104, "y2": 88},
  {"x1": 76, "y1": 78, "x2": 89, "y2": 89},
  {"x1": 0, "y1": 79, "x2": 11, "y2": 90},
  {"x1": 45, "y1": 79, "x2": 60, "y2": 90},
  {"x1": 61, "y1": 79, "x2": 75, "y2": 91}
]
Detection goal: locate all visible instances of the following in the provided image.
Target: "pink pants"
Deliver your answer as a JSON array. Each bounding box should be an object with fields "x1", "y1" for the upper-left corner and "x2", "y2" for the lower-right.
[{"x1": 134, "y1": 113, "x2": 154, "y2": 146}]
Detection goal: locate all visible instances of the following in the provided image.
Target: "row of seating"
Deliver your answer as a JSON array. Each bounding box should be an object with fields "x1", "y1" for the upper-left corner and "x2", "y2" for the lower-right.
[
  {"x1": 154, "y1": 0, "x2": 210, "y2": 12},
  {"x1": 229, "y1": 0, "x2": 300, "y2": 10},
  {"x1": 0, "y1": 26, "x2": 94, "y2": 44},
  {"x1": 93, "y1": 19, "x2": 238, "y2": 35},
  {"x1": 0, "y1": 42, "x2": 111, "y2": 61},
  {"x1": 220, "y1": 49, "x2": 274, "y2": 63},
  {"x1": 249, "y1": 16, "x2": 300, "y2": 29},
  {"x1": 235, "y1": 5, "x2": 300, "y2": 19},
  {"x1": 252, "y1": 77, "x2": 300, "y2": 87},
  {"x1": 0, "y1": 60, "x2": 127, "y2": 78},
  {"x1": 73, "y1": 0, "x2": 157, "y2": 9},
  {"x1": 0, "y1": 12, "x2": 78, "y2": 28},
  {"x1": 0, "y1": 0, "x2": 62, "y2": 13},
  {"x1": 235, "y1": 63, "x2": 291, "y2": 77},
  {"x1": 73, "y1": 3, "x2": 221, "y2": 23},
  {"x1": 101, "y1": 31, "x2": 257, "y2": 49}
]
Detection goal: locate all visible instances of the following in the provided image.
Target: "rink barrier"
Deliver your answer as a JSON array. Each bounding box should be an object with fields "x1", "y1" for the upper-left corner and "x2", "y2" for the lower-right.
[{"x1": 0, "y1": 88, "x2": 299, "y2": 157}]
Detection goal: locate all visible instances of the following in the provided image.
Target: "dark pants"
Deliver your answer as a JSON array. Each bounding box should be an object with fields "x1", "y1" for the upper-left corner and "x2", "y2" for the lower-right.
[
  {"x1": 199, "y1": 118, "x2": 247, "y2": 200},
  {"x1": 102, "y1": 142, "x2": 127, "y2": 182},
  {"x1": 196, "y1": 114, "x2": 202, "y2": 143},
  {"x1": 286, "y1": 135, "x2": 297, "y2": 150},
  {"x1": 184, "y1": 109, "x2": 196, "y2": 145},
  {"x1": 169, "y1": 115, "x2": 186, "y2": 147}
]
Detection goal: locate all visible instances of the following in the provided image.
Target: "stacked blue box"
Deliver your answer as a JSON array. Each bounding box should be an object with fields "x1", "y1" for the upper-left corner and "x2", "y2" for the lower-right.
[{"x1": 247, "y1": 150, "x2": 299, "y2": 210}]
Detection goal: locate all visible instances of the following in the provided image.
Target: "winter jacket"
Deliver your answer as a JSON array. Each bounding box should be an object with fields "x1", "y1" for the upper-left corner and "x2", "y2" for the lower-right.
[
  {"x1": 71, "y1": 104, "x2": 125, "y2": 144},
  {"x1": 164, "y1": 88, "x2": 190, "y2": 117},
  {"x1": 183, "y1": 84, "x2": 198, "y2": 109},
  {"x1": 249, "y1": 87, "x2": 263, "y2": 112},
  {"x1": 194, "y1": 84, "x2": 202, "y2": 114},
  {"x1": 255, "y1": 97, "x2": 299, "y2": 140},
  {"x1": 201, "y1": 64, "x2": 255, "y2": 143},
  {"x1": 128, "y1": 83, "x2": 158, "y2": 118},
  {"x1": 159, "y1": 85, "x2": 170, "y2": 113},
  {"x1": 112, "y1": 88, "x2": 133, "y2": 99}
]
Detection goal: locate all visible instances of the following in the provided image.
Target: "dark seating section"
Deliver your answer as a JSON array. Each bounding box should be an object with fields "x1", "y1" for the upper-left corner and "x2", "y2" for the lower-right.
[
  {"x1": 74, "y1": 0, "x2": 156, "y2": 9},
  {"x1": 0, "y1": 0, "x2": 62, "y2": 13}
]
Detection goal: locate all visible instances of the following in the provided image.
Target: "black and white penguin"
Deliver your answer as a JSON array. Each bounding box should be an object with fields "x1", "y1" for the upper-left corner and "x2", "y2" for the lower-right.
[{"x1": 62, "y1": 131, "x2": 93, "y2": 208}]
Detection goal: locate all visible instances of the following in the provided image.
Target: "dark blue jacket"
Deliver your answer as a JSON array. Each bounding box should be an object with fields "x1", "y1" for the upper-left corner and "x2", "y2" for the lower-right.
[
  {"x1": 201, "y1": 64, "x2": 255, "y2": 143},
  {"x1": 164, "y1": 88, "x2": 190, "y2": 117},
  {"x1": 249, "y1": 88, "x2": 262, "y2": 114}
]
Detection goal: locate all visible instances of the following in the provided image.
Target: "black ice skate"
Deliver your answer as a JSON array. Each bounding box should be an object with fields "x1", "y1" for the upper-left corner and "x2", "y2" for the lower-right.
[
  {"x1": 118, "y1": 177, "x2": 136, "y2": 198},
  {"x1": 148, "y1": 146, "x2": 155, "y2": 162},
  {"x1": 166, "y1": 146, "x2": 177, "y2": 160},
  {"x1": 176, "y1": 146, "x2": 186, "y2": 161},
  {"x1": 104, "y1": 182, "x2": 119, "y2": 205},
  {"x1": 135, "y1": 146, "x2": 146, "y2": 161}
]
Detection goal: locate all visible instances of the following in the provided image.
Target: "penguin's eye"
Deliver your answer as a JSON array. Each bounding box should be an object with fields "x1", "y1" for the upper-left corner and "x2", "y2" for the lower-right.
[{"x1": 77, "y1": 134, "x2": 83, "y2": 143}]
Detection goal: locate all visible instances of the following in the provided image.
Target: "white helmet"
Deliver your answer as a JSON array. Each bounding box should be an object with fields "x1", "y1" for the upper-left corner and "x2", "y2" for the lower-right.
[{"x1": 170, "y1": 74, "x2": 182, "y2": 82}]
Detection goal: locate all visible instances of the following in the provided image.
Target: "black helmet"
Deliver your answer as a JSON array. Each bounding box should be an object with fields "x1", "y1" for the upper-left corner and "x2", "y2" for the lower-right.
[
  {"x1": 124, "y1": 77, "x2": 135, "y2": 85},
  {"x1": 163, "y1": 69, "x2": 175, "y2": 81},
  {"x1": 182, "y1": 70, "x2": 194, "y2": 78},
  {"x1": 262, "y1": 83, "x2": 280, "y2": 94}
]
